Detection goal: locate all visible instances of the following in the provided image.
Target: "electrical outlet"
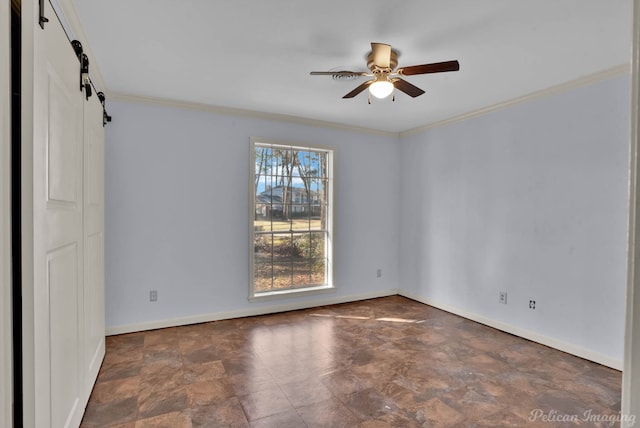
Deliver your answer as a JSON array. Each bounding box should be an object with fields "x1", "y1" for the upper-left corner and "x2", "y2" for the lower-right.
[
  {"x1": 376, "y1": 269, "x2": 382, "y2": 278},
  {"x1": 499, "y1": 291, "x2": 507, "y2": 304},
  {"x1": 529, "y1": 300, "x2": 536, "y2": 310},
  {"x1": 150, "y1": 290, "x2": 158, "y2": 302}
]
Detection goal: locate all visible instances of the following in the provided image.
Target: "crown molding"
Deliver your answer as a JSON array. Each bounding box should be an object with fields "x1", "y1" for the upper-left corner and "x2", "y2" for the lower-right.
[
  {"x1": 108, "y1": 92, "x2": 399, "y2": 138},
  {"x1": 400, "y1": 64, "x2": 631, "y2": 138},
  {"x1": 107, "y1": 64, "x2": 629, "y2": 139}
]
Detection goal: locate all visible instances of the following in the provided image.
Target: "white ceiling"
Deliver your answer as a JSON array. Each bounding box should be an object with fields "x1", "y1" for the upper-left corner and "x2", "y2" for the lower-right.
[{"x1": 71, "y1": 0, "x2": 632, "y2": 133}]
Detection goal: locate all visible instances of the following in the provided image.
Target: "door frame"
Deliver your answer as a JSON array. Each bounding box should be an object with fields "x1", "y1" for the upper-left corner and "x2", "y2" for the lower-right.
[
  {"x1": 623, "y1": 0, "x2": 640, "y2": 425},
  {"x1": 1, "y1": 0, "x2": 12, "y2": 423}
]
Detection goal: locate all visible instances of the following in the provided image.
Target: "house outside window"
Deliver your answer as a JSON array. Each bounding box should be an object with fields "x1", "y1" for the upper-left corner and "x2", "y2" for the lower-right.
[{"x1": 250, "y1": 139, "x2": 334, "y2": 300}]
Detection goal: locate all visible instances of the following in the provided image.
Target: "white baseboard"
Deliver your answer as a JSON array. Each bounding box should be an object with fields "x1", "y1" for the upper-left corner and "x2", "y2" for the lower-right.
[
  {"x1": 399, "y1": 291, "x2": 623, "y2": 370},
  {"x1": 105, "y1": 289, "x2": 400, "y2": 336}
]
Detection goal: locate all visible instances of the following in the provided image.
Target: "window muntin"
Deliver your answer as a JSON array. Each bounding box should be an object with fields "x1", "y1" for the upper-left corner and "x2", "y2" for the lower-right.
[{"x1": 250, "y1": 140, "x2": 333, "y2": 298}]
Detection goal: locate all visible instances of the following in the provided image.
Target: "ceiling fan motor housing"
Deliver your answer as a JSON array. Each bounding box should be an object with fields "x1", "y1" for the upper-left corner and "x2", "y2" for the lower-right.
[{"x1": 367, "y1": 49, "x2": 398, "y2": 72}]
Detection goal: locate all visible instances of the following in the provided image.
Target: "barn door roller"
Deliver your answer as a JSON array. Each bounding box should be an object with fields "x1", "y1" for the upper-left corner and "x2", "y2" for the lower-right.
[
  {"x1": 70, "y1": 40, "x2": 112, "y2": 124},
  {"x1": 97, "y1": 92, "x2": 112, "y2": 127},
  {"x1": 71, "y1": 40, "x2": 92, "y2": 100},
  {"x1": 39, "y1": 0, "x2": 49, "y2": 28}
]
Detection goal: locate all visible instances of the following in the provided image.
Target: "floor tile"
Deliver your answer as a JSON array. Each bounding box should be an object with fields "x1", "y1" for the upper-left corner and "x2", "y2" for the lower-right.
[
  {"x1": 137, "y1": 386, "x2": 188, "y2": 420},
  {"x1": 416, "y1": 397, "x2": 465, "y2": 426},
  {"x1": 279, "y1": 377, "x2": 334, "y2": 407},
  {"x1": 187, "y1": 398, "x2": 250, "y2": 428},
  {"x1": 339, "y1": 387, "x2": 399, "y2": 420},
  {"x1": 185, "y1": 379, "x2": 235, "y2": 407},
  {"x1": 320, "y1": 368, "x2": 373, "y2": 397},
  {"x1": 296, "y1": 398, "x2": 360, "y2": 428},
  {"x1": 81, "y1": 396, "x2": 139, "y2": 427},
  {"x1": 98, "y1": 359, "x2": 143, "y2": 383},
  {"x1": 183, "y1": 360, "x2": 226, "y2": 384},
  {"x1": 134, "y1": 411, "x2": 191, "y2": 428},
  {"x1": 249, "y1": 410, "x2": 306, "y2": 428},
  {"x1": 83, "y1": 296, "x2": 622, "y2": 427},
  {"x1": 226, "y1": 371, "x2": 276, "y2": 396},
  {"x1": 237, "y1": 385, "x2": 294, "y2": 421},
  {"x1": 89, "y1": 376, "x2": 141, "y2": 404}
]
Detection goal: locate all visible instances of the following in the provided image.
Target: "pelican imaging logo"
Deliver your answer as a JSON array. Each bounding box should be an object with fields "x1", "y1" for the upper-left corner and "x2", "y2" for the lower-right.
[{"x1": 529, "y1": 409, "x2": 636, "y2": 426}]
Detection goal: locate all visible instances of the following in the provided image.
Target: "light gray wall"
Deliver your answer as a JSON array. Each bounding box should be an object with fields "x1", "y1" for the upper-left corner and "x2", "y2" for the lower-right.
[
  {"x1": 399, "y1": 75, "x2": 630, "y2": 362},
  {"x1": 105, "y1": 101, "x2": 401, "y2": 329},
  {"x1": 105, "y1": 74, "x2": 630, "y2": 364}
]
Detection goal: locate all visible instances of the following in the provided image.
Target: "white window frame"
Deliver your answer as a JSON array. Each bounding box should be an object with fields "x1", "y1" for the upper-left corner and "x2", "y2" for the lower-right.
[{"x1": 249, "y1": 137, "x2": 334, "y2": 301}]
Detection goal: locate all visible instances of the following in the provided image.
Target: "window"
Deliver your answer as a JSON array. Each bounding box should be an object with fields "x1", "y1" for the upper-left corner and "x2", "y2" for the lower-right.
[{"x1": 250, "y1": 139, "x2": 334, "y2": 299}]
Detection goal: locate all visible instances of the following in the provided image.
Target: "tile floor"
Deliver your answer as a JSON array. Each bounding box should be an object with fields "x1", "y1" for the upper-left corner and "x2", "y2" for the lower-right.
[{"x1": 81, "y1": 296, "x2": 622, "y2": 427}]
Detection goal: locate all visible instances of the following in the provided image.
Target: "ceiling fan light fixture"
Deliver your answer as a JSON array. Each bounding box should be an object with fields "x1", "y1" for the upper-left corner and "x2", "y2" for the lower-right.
[
  {"x1": 369, "y1": 79, "x2": 394, "y2": 99},
  {"x1": 311, "y1": 42, "x2": 459, "y2": 100}
]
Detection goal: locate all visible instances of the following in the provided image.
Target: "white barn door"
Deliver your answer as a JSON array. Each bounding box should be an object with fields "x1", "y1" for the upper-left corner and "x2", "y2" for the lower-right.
[{"x1": 29, "y1": 1, "x2": 85, "y2": 426}]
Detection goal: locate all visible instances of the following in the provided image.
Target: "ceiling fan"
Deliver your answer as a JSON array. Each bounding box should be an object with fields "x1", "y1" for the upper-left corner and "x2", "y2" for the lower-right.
[{"x1": 310, "y1": 42, "x2": 459, "y2": 101}]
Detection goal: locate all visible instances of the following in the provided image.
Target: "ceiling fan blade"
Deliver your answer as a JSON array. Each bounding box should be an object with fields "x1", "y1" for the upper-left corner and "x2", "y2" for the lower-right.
[
  {"x1": 310, "y1": 71, "x2": 368, "y2": 76},
  {"x1": 371, "y1": 42, "x2": 392, "y2": 69},
  {"x1": 397, "y1": 60, "x2": 460, "y2": 76},
  {"x1": 343, "y1": 80, "x2": 373, "y2": 98},
  {"x1": 391, "y1": 78, "x2": 425, "y2": 98}
]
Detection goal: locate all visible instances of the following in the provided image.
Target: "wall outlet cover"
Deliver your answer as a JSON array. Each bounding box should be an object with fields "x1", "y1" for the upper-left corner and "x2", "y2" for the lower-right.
[{"x1": 499, "y1": 291, "x2": 507, "y2": 304}]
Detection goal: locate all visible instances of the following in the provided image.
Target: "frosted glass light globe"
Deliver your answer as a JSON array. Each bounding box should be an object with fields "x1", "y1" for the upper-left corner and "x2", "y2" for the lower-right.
[{"x1": 369, "y1": 80, "x2": 394, "y2": 99}]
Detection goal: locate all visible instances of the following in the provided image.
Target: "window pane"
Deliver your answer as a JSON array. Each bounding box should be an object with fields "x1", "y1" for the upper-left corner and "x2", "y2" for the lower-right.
[
  {"x1": 292, "y1": 261, "x2": 310, "y2": 288},
  {"x1": 297, "y1": 151, "x2": 310, "y2": 177},
  {"x1": 254, "y1": 204, "x2": 273, "y2": 232},
  {"x1": 319, "y1": 203, "x2": 328, "y2": 230},
  {"x1": 291, "y1": 183, "x2": 304, "y2": 203},
  {"x1": 292, "y1": 233, "x2": 311, "y2": 259},
  {"x1": 290, "y1": 232, "x2": 321, "y2": 260},
  {"x1": 291, "y1": 206, "x2": 310, "y2": 231},
  {"x1": 310, "y1": 232, "x2": 326, "y2": 284},
  {"x1": 272, "y1": 262, "x2": 293, "y2": 289},
  {"x1": 269, "y1": 184, "x2": 281, "y2": 210},
  {"x1": 254, "y1": 234, "x2": 272, "y2": 263},
  {"x1": 292, "y1": 150, "x2": 302, "y2": 178},
  {"x1": 310, "y1": 258, "x2": 326, "y2": 284},
  {"x1": 309, "y1": 232, "x2": 325, "y2": 259},
  {"x1": 254, "y1": 262, "x2": 273, "y2": 292},
  {"x1": 317, "y1": 152, "x2": 328, "y2": 178},
  {"x1": 273, "y1": 233, "x2": 293, "y2": 263},
  {"x1": 310, "y1": 178, "x2": 321, "y2": 194},
  {"x1": 255, "y1": 147, "x2": 272, "y2": 198}
]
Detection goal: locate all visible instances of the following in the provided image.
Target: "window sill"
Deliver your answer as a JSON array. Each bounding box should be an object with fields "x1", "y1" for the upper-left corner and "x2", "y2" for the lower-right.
[{"x1": 249, "y1": 285, "x2": 336, "y2": 302}]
